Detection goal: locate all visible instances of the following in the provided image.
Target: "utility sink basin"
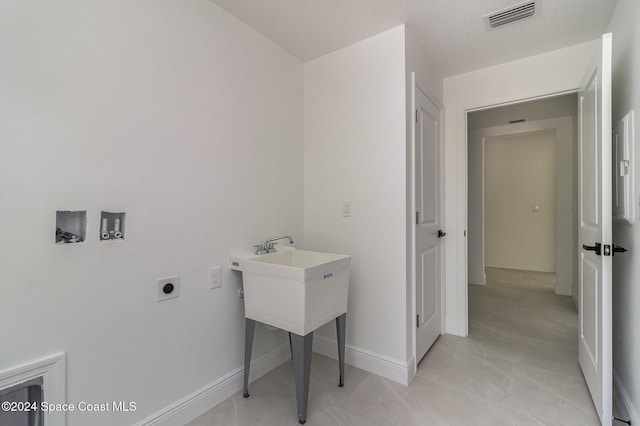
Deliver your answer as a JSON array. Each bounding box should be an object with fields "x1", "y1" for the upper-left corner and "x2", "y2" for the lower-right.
[{"x1": 240, "y1": 249, "x2": 351, "y2": 336}]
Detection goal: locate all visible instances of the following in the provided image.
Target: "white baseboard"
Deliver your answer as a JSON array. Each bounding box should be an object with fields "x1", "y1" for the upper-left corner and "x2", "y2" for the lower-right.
[
  {"x1": 312, "y1": 335, "x2": 413, "y2": 385},
  {"x1": 406, "y1": 357, "x2": 416, "y2": 384},
  {"x1": 468, "y1": 272, "x2": 486, "y2": 285},
  {"x1": 135, "y1": 343, "x2": 291, "y2": 426},
  {"x1": 613, "y1": 370, "x2": 640, "y2": 426},
  {"x1": 555, "y1": 286, "x2": 572, "y2": 297},
  {"x1": 445, "y1": 319, "x2": 458, "y2": 335}
]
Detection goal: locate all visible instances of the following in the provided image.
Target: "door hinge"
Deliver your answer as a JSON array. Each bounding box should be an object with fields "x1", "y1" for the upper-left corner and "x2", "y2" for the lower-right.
[
  {"x1": 416, "y1": 211, "x2": 419, "y2": 225},
  {"x1": 415, "y1": 109, "x2": 418, "y2": 123},
  {"x1": 416, "y1": 314, "x2": 420, "y2": 328}
]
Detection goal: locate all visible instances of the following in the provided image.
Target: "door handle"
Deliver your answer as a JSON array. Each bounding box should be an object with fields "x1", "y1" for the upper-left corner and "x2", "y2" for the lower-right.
[
  {"x1": 582, "y1": 243, "x2": 602, "y2": 256},
  {"x1": 582, "y1": 243, "x2": 628, "y2": 256},
  {"x1": 613, "y1": 245, "x2": 628, "y2": 256},
  {"x1": 438, "y1": 230, "x2": 446, "y2": 238}
]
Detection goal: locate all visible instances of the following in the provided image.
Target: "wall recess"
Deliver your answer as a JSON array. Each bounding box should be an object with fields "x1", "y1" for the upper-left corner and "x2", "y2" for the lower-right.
[
  {"x1": 55, "y1": 211, "x2": 87, "y2": 243},
  {"x1": 100, "y1": 212, "x2": 126, "y2": 240}
]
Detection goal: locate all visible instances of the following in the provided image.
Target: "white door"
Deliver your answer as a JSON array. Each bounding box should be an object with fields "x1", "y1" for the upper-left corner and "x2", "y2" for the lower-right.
[
  {"x1": 578, "y1": 32, "x2": 612, "y2": 426},
  {"x1": 415, "y1": 81, "x2": 443, "y2": 363}
]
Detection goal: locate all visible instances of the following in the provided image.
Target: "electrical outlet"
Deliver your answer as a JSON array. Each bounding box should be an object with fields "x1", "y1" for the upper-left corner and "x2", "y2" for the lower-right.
[
  {"x1": 157, "y1": 276, "x2": 180, "y2": 301},
  {"x1": 209, "y1": 266, "x2": 222, "y2": 289}
]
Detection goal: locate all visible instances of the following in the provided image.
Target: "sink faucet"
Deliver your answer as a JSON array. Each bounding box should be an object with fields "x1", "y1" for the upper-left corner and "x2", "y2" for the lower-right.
[{"x1": 255, "y1": 235, "x2": 294, "y2": 254}]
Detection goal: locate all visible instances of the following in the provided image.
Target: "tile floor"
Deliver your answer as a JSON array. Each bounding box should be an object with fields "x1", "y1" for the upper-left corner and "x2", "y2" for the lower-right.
[{"x1": 188, "y1": 268, "x2": 600, "y2": 425}]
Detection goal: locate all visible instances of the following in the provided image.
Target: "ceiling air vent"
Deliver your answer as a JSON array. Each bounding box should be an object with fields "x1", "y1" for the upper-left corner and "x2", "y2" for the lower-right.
[{"x1": 485, "y1": 1, "x2": 537, "y2": 30}]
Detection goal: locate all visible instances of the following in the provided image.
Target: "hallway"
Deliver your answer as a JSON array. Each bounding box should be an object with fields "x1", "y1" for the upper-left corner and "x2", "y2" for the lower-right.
[
  {"x1": 189, "y1": 268, "x2": 599, "y2": 425},
  {"x1": 462, "y1": 267, "x2": 598, "y2": 424}
]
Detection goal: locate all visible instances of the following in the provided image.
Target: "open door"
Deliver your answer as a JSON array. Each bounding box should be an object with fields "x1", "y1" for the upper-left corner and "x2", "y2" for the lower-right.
[
  {"x1": 578, "y1": 32, "x2": 612, "y2": 426},
  {"x1": 414, "y1": 77, "x2": 443, "y2": 363}
]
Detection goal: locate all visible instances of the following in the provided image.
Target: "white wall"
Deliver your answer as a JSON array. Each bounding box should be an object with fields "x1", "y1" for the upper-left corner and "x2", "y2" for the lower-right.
[
  {"x1": 0, "y1": 1, "x2": 303, "y2": 425},
  {"x1": 484, "y1": 130, "x2": 557, "y2": 272},
  {"x1": 608, "y1": 0, "x2": 640, "y2": 422},
  {"x1": 443, "y1": 40, "x2": 598, "y2": 336},
  {"x1": 304, "y1": 26, "x2": 410, "y2": 379},
  {"x1": 466, "y1": 126, "x2": 486, "y2": 285}
]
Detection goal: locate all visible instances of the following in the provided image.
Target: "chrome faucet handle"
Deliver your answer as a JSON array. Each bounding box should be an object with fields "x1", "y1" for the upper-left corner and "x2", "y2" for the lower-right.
[
  {"x1": 266, "y1": 242, "x2": 278, "y2": 252},
  {"x1": 254, "y1": 244, "x2": 267, "y2": 255}
]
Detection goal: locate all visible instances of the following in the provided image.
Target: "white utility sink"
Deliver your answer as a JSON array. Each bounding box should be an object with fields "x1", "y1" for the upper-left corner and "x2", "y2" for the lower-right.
[{"x1": 237, "y1": 249, "x2": 351, "y2": 336}]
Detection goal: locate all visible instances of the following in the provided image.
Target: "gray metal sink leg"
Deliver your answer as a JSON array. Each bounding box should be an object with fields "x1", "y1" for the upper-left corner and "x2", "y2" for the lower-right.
[
  {"x1": 291, "y1": 331, "x2": 313, "y2": 425},
  {"x1": 336, "y1": 313, "x2": 346, "y2": 387},
  {"x1": 242, "y1": 318, "x2": 256, "y2": 398},
  {"x1": 244, "y1": 315, "x2": 346, "y2": 424}
]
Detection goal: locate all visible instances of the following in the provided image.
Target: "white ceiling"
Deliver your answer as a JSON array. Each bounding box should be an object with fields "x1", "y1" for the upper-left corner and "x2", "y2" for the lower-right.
[{"x1": 209, "y1": 0, "x2": 617, "y2": 77}]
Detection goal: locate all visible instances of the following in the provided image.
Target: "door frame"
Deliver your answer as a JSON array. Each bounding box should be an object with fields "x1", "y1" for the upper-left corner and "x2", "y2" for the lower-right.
[
  {"x1": 443, "y1": 39, "x2": 601, "y2": 335},
  {"x1": 410, "y1": 72, "x2": 445, "y2": 373}
]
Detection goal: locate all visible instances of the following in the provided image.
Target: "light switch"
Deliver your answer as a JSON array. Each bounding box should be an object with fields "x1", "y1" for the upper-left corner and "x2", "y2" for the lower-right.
[
  {"x1": 342, "y1": 201, "x2": 352, "y2": 217},
  {"x1": 209, "y1": 266, "x2": 222, "y2": 289}
]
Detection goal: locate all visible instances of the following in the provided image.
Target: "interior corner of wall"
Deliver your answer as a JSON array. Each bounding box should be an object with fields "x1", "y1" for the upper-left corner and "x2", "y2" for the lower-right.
[{"x1": 613, "y1": 369, "x2": 640, "y2": 426}]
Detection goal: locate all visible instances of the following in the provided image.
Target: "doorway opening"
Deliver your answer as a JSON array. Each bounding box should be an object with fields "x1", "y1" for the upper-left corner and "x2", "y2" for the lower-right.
[
  {"x1": 461, "y1": 93, "x2": 602, "y2": 424},
  {"x1": 466, "y1": 93, "x2": 579, "y2": 306}
]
